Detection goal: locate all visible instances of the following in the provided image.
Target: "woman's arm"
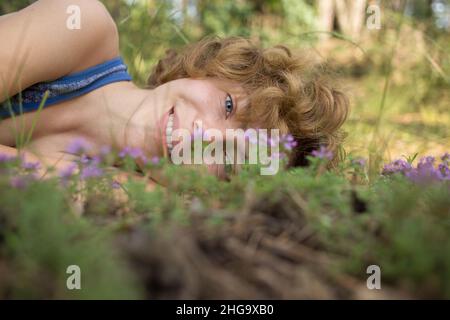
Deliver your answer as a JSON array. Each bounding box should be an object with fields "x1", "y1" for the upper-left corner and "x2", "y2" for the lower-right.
[
  {"x1": 1, "y1": 144, "x2": 157, "y2": 189},
  {"x1": 0, "y1": 143, "x2": 75, "y2": 178},
  {"x1": 0, "y1": 0, "x2": 119, "y2": 102}
]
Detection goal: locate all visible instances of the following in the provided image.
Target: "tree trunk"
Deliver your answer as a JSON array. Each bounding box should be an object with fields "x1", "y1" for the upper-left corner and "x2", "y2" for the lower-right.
[
  {"x1": 317, "y1": 0, "x2": 335, "y2": 40},
  {"x1": 335, "y1": 0, "x2": 367, "y2": 40}
]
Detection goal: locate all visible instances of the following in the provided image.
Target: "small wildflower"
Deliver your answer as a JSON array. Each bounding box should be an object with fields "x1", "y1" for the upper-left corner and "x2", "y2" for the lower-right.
[
  {"x1": 118, "y1": 147, "x2": 128, "y2": 158},
  {"x1": 382, "y1": 159, "x2": 412, "y2": 175},
  {"x1": 66, "y1": 137, "x2": 91, "y2": 155},
  {"x1": 80, "y1": 154, "x2": 90, "y2": 164},
  {"x1": 58, "y1": 163, "x2": 77, "y2": 187},
  {"x1": 59, "y1": 163, "x2": 77, "y2": 179},
  {"x1": 417, "y1": 156, "x2": 435, "y2": 169},
  {"x1": 129, "y1": 148, "x2": 144, "y2": 159},
  {"x1": 22, "y1": 160, "x2": 41, "y2": 171},
  {"x1": 119, "y1": 146, "x2": 145, "y2": 160},
  {"x1": 151, "y1": 156, "x2": 160, "y2": 164},
  {"x1": 438, "y1": 163, "x2": 450, "y2": 180},
  {"x1": 283, "y1": 138, "x2": 298, "y2": 151},
  {"x1": 286, "y1": 134, "x2": 294, "y2": 142},
  {"x1": 382, "y1": 154, "x2": 450, "y2": 184},
  {"x1": 111, "y1": 180, "x2": 121, "y2": 189},
  {"x1": 311, "y1": 146, "x2": 333, "y2": 161},
  {"x1": 0, "y1": 153, "x2": 17, "y2": 163},
  {"x1": 91, "y1": 155, "x2": 102, "y2": 165},
  {"x1": 352, "y1": 158, "x2": 367, "y2": 168},
  {"x1": 141, "y1": 155, "x2": 149, "y2": 165},
  {"x1": 405, "y1": 166, "x2": 441, "y2": 184},
  {"x1": 80, "y1": 164, "x2": 103, "y2": 180},
  {"x1": 278, "y1": 134, "x2": 298, "y2": 151},
  {"x1": 100, "y1": 145, "x2": 112, "y2": 156},
  {"x1": 10, "y1": 175, "x2": 33, "y2": 189}
]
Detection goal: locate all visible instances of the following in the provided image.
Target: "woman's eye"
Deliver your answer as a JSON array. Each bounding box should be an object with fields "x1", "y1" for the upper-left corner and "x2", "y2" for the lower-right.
[{"x1": 225, "y1": 94, "x2": 234, "y2": 118}]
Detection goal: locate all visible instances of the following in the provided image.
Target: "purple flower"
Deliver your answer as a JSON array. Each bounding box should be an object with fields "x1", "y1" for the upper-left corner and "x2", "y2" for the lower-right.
[
  {"x1": 80, "y1": 165, "x2": 103, "y2": 180},
  {"x1": 405, "y1": 166, "x2": 441, "y2": 184},
  {"x1": 438, "y1": 163, "x2": 450, "y2": 180},
  {"x1": 100, "y1": 145, "x2": 112, "y2": 156},
  {"x1": 119, "y1": 146, "x2": 146, "y2": 160},
  {"x1": 59, "y1": 163, "x2": 78, "y2": 179},
  {"x1": 383, "y1": 154, "x2": 450, "y2": 184},
  {"x1": 278, "y1": 134, "x2": 298, "y2": 151},
  {"x1": 66, "y1": 137, "x2": 91, "y2": 155},
  {"x1": 91, "y1": 155, "x2": 102, "y2": 165},
  {"x1": 382, "y1": 159, "x2": 412, "y2": 175},
  {"x1": 129, "y1": 148, "x2": 143, "y2": 159},
  {"x1": 111, "y1": 180, "x2": 121, "y2": 189},
  {"x1": 21, "y1": 160, "x2": 41, "y2": 171},
  {"x1": 285, "y1": 134, "x2": 295, "y2": 143},
  {"x1": 283, "y1": 141, "x2": 297, "y2": 151},
  {"x1": 441, "y1": 153, "x2": 450, "y2": 164},
  {"x1": 119, "y1": 147, "x2": 130, "y2": 157},
  {"x1": 352, "y1": 158, "x2": 367, "y2": 168},
  {"x1": 151, "y1": 156, "x2": 160, "y2": 164},
  {"x1": 80, "y1": 154, "x2": 90, "y2": 164},
  {"x1": 417, "y1": 156, "x2": 435, "y2": 169},
  {"x1": 10, "y1": 175, "x2": 33, "y2": 189},
  {"x1": 79, "y1": 154, "x2": 102, "y2": 166},
  {"x1": 311, "y1": 146, "x2": 333, "y2": 161},
  {"x1": 58, "y1": 163, "x2": 78, "y2": 187},
  {"x1": 0, "y1": 153, "x2": 17, "y2": 163}
]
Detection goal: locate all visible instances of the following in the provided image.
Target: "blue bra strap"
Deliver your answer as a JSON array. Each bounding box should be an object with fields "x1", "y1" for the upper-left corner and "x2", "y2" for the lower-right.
[{"x1": 0, "y1": 56, "x2": 132, "y2": 119}]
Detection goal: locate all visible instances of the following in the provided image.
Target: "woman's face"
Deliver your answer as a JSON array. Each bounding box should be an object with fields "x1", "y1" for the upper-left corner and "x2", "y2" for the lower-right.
[{"x1": 149, "y1": 77, "x2": 249, "y2": 179}]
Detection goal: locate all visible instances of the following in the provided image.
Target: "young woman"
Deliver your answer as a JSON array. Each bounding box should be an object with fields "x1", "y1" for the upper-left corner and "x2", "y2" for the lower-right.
[{"x1": 0, "y1": 0, "x2": 349, "y2": 185}]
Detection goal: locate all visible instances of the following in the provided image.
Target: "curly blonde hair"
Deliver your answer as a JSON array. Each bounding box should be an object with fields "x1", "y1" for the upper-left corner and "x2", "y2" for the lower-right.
[{"x1": 147, "y1": 36, "x2": 349, "y2": 168}]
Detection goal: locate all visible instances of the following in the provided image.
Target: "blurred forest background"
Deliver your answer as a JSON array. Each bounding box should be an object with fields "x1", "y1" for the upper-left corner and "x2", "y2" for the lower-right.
[{"x1": 1, "y1": 0, "x2": 449, "y2": 168}]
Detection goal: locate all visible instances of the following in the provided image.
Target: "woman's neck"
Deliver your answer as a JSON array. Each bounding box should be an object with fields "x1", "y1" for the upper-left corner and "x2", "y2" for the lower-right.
[{"x1": 78, "y1": 81, "x2": 165, "y2": 159}]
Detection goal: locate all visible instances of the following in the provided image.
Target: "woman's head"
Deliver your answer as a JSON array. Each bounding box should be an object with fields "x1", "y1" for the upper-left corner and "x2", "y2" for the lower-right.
[{"x1": 146, "y1": 35, "x2": 349, "y2": 171}]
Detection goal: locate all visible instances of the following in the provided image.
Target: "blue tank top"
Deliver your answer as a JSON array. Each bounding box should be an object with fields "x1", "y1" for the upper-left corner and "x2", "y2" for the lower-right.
[{"x1": 0, "y1": 56, "x2": 132, "y2": 119}]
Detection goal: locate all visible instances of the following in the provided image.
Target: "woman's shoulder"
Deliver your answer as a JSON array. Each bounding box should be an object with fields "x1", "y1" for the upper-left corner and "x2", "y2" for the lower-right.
[
  {"x1": 0, "y1": 0, "x2": 120, "y2": 101},
  {"x1": 0, "y1": 1, "x2": 125, "y2": 144},
  {"x1": 43, "y1": 0, "x2": 120, "y2": 72}
]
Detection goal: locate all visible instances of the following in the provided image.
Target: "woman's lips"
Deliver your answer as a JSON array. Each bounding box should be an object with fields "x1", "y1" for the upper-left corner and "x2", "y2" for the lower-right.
[
  {"x1": 170, "y1": 106, "x2": 179, "y2": 149},
  {"x1": 161, "y1": 106, "x2": 182, "y2": 157},
  {"x1": 159, "y1": 106, "x2": 173, "y2": 157}
]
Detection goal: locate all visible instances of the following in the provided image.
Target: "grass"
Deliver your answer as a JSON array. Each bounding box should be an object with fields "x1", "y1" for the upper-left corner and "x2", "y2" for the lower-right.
[{"x1": 0, "y1": 152, "x2": 449, "y2": 299}]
